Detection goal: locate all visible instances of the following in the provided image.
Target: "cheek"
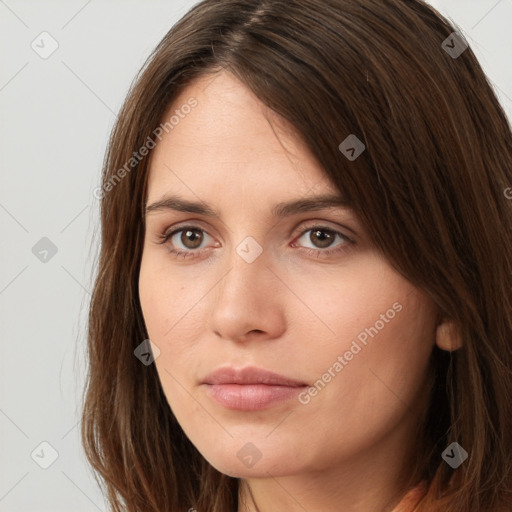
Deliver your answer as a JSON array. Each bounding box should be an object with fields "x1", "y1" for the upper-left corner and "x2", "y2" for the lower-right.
[
  {"x1": 292, "y1": 260, "x2": 436, "y2": 425},
  {"x1": 138, "y1": 251, "x2": 212, "y2": 411},
  {"x1": 138, "y1": 255, "x2": 199, "y2": 414},
  {"x1": 138, "y1": 251, "x2": 201, "y2": 342},
  {"x1": 289, "y1": 254, "x2": 420, "y2": 355}
]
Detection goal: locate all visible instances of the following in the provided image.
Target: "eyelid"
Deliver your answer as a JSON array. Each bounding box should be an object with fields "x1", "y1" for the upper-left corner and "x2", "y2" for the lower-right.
[
  {"x1": 156, "y1": 220, "x2": 356, "y2": 260},
  {"x1": 158, "y1": 220, "x2": 216, "y2": 244},
  {"x1": 159, "y1": 219, "x2": 355, "y2": 245},
  {"x1": 290, "y1": 220, "x2": 356, "y2": 243},
  {"x1": 162, "y1": 223, "x2": 219, "y2": 251}
]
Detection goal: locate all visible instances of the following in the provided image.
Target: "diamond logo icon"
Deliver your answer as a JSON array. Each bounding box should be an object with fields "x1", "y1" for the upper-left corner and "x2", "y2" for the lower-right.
[
  {"x1": 31, "y1": 441, "x2": 59, "y2": 469},
  {"x1": 236, "y1": 236, "x2": 263, "y2": 263},
  {"x1": 32, "y1": 237, "x2": 58, "y2": 263},
  {"x1": 442, "y1": 31, "x2": 468, "y2": 59},
  {"x1": 31, "y1": 31, "x2": 59, "y2": 59},
  {"x1": 339, "y1": 134, "x2": 365, "y2": 161},
  {"x1": 134, "y1": 339, "x2": 161, "y2": 365},
  {"x1": 441, "y1": 442, "x2": 468, "y2": 469},
  {"x1": 237, "y1": 442, "x2": 262, "y2": 468}
]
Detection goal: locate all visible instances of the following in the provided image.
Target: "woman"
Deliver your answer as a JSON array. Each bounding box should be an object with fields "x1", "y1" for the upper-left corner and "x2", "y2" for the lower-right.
[{"x1": 82, "y1": 1, "x2": 512, "y2": 511}]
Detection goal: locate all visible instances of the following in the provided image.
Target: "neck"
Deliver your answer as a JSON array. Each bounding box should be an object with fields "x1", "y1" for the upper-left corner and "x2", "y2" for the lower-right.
[{"x1": 237, "y1": 411, "x2": 423, "y2": 512}]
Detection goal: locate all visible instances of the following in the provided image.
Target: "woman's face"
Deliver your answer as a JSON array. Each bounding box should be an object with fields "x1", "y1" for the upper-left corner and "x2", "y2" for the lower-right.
[{"x1": 138, "y1": 70, "x2": 439, "y2": 479}]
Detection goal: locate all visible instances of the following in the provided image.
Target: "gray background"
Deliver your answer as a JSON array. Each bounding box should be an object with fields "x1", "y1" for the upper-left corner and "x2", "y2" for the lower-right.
[{"x1": 1, "y1": 1, "x2": 511, "y2": 510}]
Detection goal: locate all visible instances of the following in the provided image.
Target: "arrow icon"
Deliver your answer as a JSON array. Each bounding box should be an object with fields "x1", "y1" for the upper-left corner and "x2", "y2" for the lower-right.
[
  {"x1": 134, "y1": 339, "x2": 160, "y2": 365},
  {"x1": 31, "y1": 441, "x2": 59, "y2": 469},
  {"x1": 237, "y1": 441, "x2": 262, "y2": 467},
  {"x1": 442, "y1": 442, "x2": 468, "y2": 468},
  {"x1": 339, "y1": 134, "x2": 365, "y2": 160},
  {"x1": 31, "y1": 31, "x2": 59, "y2": 60},
  {"x1": 445, "y1": 449, "x2": 455, "y2": 458},
  {"x1": 236, "y1": 237, "x2": 262, "y2": 263},
  {"x1": 32, "y1": 237, "x2": 58, "y2": 262},
  {"x1": 442, "y1": 32, "x2": 468, "y2": 59}
]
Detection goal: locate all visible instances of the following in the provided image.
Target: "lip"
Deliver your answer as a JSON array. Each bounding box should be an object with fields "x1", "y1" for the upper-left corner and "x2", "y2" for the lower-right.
[
  {"x1": 201, "y1": 366, "x2": 308, "y2": 411},
  {"x1": 202, "y1": 366, "x2": 307, "y2": 386}
]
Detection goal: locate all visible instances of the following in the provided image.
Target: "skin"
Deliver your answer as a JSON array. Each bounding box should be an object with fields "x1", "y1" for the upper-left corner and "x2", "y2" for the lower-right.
[{"x1": 138, "y1": 70, "x2": 447, "y2": 512}]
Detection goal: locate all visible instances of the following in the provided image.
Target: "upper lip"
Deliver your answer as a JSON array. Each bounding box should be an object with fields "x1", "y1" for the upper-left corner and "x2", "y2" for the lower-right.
[{"x1": 202, "y1": 366, "x2": 307, "y2": 386}]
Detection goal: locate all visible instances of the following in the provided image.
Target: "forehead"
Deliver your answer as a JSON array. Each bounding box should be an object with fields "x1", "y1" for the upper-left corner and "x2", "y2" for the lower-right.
[{"x1": 146, "y1": 70, "x2": 338, "y2": 205}]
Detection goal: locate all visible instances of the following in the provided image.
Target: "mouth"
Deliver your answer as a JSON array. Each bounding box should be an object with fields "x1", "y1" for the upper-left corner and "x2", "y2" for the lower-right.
[{"x1": 201, "y1": 366, "x2": 309, "y2": 411}]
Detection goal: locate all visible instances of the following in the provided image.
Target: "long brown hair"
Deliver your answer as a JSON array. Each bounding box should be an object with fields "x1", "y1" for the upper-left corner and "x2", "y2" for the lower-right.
[{"x1": 81, "y1": 1, "x2": 512, "y2": 510}]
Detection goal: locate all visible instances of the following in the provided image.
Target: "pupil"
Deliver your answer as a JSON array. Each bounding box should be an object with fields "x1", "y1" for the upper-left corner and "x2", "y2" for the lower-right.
[
  {"x1": 179, "y1": 229, "x2": 335, "y2": 250},
  {"x1": 313, "y1": 229, "x2": 333, "y2": 248},
  {"x1": 183, "y1": 229, "x2": 202, "y2": 248}
]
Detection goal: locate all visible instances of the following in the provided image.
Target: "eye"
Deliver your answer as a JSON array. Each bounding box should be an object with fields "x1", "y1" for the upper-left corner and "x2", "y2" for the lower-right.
[
  {"x1": 157, "y1": 225, "x2": 217, "y2": 259},
  {"x1": 155, "y1": 223, "x2": 355, "y2": 260},
  {"x1": 292, "y1": 225, "x2": 354, "y2": 257}
]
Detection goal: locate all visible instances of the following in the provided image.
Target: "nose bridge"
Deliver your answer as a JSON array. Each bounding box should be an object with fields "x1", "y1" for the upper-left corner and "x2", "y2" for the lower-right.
[
  {"x1": 234, "y1": 234, "x2": 265, "y2": 266},
  {"x1": 220, "y1": 233, "x2": 268, "y2": 298},
  {"x1": 209, "y1": 231, "x2": 285, "y2": 340}
]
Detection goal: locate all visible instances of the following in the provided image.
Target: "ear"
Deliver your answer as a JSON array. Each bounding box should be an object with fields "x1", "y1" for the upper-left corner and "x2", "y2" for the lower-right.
[{"x1": 435, "y1": 318, "x2": 463, "y2": 351}]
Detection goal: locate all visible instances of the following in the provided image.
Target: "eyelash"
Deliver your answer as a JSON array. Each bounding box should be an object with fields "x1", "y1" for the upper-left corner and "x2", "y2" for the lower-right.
[{"x1": 155, "y1": 224, "x2": 355, "y2": 260}]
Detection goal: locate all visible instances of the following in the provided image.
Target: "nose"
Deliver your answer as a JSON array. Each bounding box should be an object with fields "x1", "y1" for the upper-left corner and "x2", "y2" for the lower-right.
[{"x1": 210, "y1": 239, "x2": 286, "y2": 344}]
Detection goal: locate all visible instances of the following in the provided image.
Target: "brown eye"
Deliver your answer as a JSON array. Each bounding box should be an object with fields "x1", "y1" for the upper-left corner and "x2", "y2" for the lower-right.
[
  {"x1": 180, "y1": 228, "x2": 204, "y2": 249},
  {"x1": 158, "y1": 225, "x2": 218, "y2": 259},
  {"x1": 294, "y1": 226, "x2": 354, "y2": 258},
  {"x1": 309, "y1": 229, "x2": 336, "y2": 249}
]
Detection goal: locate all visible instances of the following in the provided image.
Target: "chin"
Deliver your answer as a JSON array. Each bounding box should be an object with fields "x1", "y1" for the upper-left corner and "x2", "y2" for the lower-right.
[
  {"x1": 197, "y1": 438, "x2": 304, "y2": 479},
  {"x1": 206, "y1": 457, "x2": 282, "y2": 479}
]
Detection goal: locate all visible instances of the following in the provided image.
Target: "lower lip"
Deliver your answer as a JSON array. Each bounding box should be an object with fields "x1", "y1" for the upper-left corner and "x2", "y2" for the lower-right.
[{"x1": 203, "y1": 383, "x2": 307, "y2": 411}]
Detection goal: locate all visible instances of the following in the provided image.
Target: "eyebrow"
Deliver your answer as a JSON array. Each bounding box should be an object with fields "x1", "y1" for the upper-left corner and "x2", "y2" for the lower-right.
[{"x1": 144, "y1": 193, "x2": 351, "y2": 218}]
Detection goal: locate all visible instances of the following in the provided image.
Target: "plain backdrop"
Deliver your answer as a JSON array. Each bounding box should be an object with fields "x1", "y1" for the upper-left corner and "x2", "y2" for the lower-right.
[{"x1": 0, "y1": 1, "x2": 511, "y2": 510}]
